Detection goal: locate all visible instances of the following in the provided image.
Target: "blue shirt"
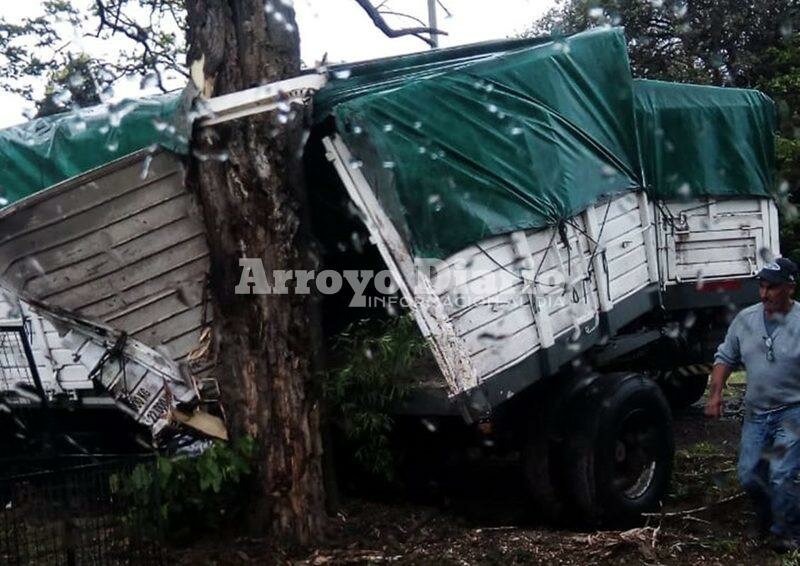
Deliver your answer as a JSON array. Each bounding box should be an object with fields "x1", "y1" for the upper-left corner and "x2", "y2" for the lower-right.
[{"x1": 715, "y1": 302, "x2": 800, "y2": 412}]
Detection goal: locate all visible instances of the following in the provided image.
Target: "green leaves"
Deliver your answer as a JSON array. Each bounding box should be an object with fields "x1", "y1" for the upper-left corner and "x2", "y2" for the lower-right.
[
  {"x1": 110, "y1": 437, "x2": 256, "y2": 542},
  {"x1": 323, "y1": 315, "x2": 427, "y2": 481},
  {"x1": 0, "y1": 0, "x2": 188, "y2": 106}
]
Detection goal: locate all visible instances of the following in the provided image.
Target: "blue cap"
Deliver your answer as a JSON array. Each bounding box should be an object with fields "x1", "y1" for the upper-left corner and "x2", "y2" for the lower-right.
[{"x1": 757, "y1": 257, "x2": 798, "y2": 284}]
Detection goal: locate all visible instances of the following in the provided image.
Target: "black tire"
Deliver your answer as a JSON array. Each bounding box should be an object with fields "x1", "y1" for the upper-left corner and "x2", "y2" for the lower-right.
[
  {"x1": 523, "y1": 409, "x2": 568, "y2": 524},
  {"x1": 659, "y1": 371, "x2": 709, "y2": 410},
  {"x1": 562, "y1": 374, "x2": 674, "y2": 525}
]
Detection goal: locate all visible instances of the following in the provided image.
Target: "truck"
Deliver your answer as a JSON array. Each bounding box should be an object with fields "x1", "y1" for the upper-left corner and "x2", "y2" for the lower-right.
[{"x1": 0, "y1": 27, "x2": 778, "y2": 523}]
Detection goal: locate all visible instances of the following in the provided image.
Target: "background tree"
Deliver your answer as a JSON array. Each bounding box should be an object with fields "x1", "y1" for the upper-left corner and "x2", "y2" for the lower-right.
[
  {"x1": 0, "y1": 0, "x2": 444, "y2": 546},
  {"x1": 530, "y1": 0, "x2": 800, "y2": 257},
  {"x1": 35, "y1": 55, "x2": 102, "y2": 117}
]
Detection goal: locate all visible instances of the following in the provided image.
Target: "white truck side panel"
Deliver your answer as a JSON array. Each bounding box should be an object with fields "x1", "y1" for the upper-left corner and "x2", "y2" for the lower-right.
[{"x1": 324, "y1": 136, "x2": 777, "y2": 399}]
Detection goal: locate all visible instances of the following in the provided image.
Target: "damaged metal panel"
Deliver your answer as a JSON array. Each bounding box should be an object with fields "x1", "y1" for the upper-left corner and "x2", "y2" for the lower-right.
[
  {"x1": 0, "y1": 292, "x2": 225, "y2": 440},
  {"x1": 0, "y1": 148, "x2": 211, "y2": 365}
]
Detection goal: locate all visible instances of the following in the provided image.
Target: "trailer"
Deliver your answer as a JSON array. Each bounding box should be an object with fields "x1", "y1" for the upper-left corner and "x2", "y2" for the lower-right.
[
  {"x1": 312, "y1": 28, "x2": 778, "y2": 523},
  {"x1": 0, "y1": 28, "x2": 778, "y2": 521}
]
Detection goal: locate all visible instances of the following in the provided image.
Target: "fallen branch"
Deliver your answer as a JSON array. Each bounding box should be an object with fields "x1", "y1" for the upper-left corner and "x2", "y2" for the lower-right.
[{"x1": 642, "y1": 492, "x2": 745, "y2": 518}]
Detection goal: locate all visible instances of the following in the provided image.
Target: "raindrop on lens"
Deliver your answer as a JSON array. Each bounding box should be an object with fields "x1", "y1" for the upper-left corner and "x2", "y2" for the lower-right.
[{"x1": 140, "y1": 73, "x2": 158, "y2": 89}]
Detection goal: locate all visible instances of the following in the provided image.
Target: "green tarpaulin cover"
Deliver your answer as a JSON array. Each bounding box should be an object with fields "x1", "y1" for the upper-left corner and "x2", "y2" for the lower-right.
[
  {"x1": 634, "y1": 79, "x2": 775, "y2": 201},
  {"x1": 0, "y1": 28, "x2": 776, "y2": 261},
  {"x1": 329, "y1": 28, "x2": 643, "y2": 258},
  {"x1": 0, "y1": 89, "x2": 190, "y2": 204}
]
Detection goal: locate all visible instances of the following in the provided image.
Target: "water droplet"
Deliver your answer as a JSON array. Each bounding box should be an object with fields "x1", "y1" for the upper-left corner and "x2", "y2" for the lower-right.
[
  {"x1": 677, "y1": 183, "x2": 691, "y2": 197},
  {"x1": 486, "y1": 104, "x2": 498, "y2": 113},
  {"x1": 665, "y1": 322, "x2": 681, "y2": 338},
  {"x1": 70, "y1": 117, "x2": 87, "y2": 133},
  {"x1": 140, "y1": 154, "x2": 153, "y2": 180},
  {"x1": 140, "y1": 72, "x2": 158, "y2": 89},
  {"x1": 588, "y1": 7, "x2": 604, "y2": 18},
  {"x1": 352, "y1": 125, "x2": 363, "y2": 134},
  {"x1": 53, "y1": 89, "x2": 72, "y2": 106},
  {"x1": 428, "y1": 194, "x2": 443, "y2": 212},
  {"x1": 382, "y1": 123, "x2": 394, "y2": 133},
  {"x1": 68, "y1": 72, "x2": 84, "y2": 89},
  {"x1": 264, "y1": 1, "x2": 275, "y2": 13},
  {"x1": 25, "y1": 256, "x2": 45, "y2": 276},
  {"x1": 107, "y1": 140, "x2": 119, "y2": 152},
  {"x1": 602, "y1": 165, "x2": 616, "y2": 177},
  {"x1": 350, "y1": 231, "x2": 364, "y2": 254},
  {"x1": 348, "y1": 158, "x2": 363, "y2": 170},
  {"x1": 510, "y1": 126, "x2": 524, "y2": 135},
  {"x1": 0, "y1": 197, "x2": 9, "y2": 206},
  {"x1": 334, "y1": 69, "x2": 351, "y2": 79},
  {"x1": 413, "y1": 121, "x2": 422, "y2": 130},
  {"x1": 382, "y1": 161, "x2": 396, "y2": 169},
  {"x1": 422, "y1": 418, "x2": 438, "y2": 432}
]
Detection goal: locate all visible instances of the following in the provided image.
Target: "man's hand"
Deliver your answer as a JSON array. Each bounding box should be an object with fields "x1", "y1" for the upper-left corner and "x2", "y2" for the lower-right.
[
  {"x1": 705, "y1": 392, "x2": 723, "y2": 418},
  {"x1": 705, "y1": 364, "x2": 732, "y2": 419}
]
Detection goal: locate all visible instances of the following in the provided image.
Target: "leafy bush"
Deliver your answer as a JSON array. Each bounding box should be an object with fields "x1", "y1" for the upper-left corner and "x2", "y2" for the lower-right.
[
  {"x1": 323, "y1": 315, "x2": 428, "y2": 481},
  {"x1": 110, "y1": 437, "x2": 255, "y2": 542}
]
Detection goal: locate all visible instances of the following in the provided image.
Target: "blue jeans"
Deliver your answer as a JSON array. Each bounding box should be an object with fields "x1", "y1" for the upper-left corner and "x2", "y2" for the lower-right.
[{"x1": 738, "y1": 405, "x2": 800, "y2": 539}]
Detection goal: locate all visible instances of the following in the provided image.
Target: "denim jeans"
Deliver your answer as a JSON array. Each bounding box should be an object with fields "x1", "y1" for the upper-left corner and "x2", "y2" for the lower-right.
[{"x1": 738, "y1": 404, "x2": 800, "y2": 539}]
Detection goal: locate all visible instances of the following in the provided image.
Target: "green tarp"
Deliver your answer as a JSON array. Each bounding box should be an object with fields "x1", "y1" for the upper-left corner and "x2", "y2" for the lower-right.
[
  {"x1": 0, "y1": 28, "x2": 777, "y2": 261},
  {"x1": 634, "y1": 79, "x2": 775, "y2": 200},
  {"x1": 314, "y1": 36, "x2": 553, "y2": 121},
  {"x1": 330, "y1": 28, "x2": 643, "y2": 258},
  {"x1": 0, "y1": 89, "x2": 190, "y2": 204}
]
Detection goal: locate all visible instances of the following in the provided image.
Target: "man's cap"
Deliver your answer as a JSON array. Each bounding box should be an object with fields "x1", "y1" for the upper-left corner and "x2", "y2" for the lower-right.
[{"x1": 756, "y1": 257, "x2": 799, "y2": 284}]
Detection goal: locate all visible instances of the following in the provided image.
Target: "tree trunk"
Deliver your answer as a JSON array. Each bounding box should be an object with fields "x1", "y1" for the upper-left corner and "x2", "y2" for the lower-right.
[{"x1": 185, "y1": 0, "x2": 325, "y2": 544}]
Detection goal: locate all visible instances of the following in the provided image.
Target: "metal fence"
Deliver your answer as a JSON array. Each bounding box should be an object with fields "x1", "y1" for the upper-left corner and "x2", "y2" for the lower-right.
[
  {"x1": 0, "y1": 457, "x2": 164, "y2": 565},
  {"x1": 0, "y1": 324, "x2": 43, "y2": 401}
]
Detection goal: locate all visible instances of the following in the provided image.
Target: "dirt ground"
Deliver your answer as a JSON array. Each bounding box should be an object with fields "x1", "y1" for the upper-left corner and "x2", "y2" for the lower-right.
[{"x1": 174, "y1": 380, "x2": 800, "y2": 565}]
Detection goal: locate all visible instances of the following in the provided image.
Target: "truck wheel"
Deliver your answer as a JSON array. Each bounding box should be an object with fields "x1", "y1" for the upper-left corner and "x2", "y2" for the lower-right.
[
  {"x1": 659, "y1": 370, "x2": 709, "y2": 410},
  {"x1": 563, "y1": 374, "x2": 674, "y2": 525},
  {"x1": 523, "y1": 410, "x2": 567, "y2": 523}
]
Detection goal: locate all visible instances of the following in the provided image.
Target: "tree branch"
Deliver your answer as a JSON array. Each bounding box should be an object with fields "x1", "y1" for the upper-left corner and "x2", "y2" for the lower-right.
[
  {"x1": 352, "y1": 0, "x2": 447, "y2": 47},
  {"x1": 378, "y1": 10, "x2": 429, "y2": 29}
]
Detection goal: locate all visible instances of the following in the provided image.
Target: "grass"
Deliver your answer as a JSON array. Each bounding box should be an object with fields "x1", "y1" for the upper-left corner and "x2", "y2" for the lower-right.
[
  {"x1": 680, "y1": 441, "x2": 721, "y2": 457},
  {"x1": 728, "y1": 371, "x2": 747, "y2": 386}
]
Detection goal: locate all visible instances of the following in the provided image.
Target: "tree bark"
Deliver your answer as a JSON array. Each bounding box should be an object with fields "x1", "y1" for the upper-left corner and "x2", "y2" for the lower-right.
[{"x1": 185, "y1": 0, "x2": 325, "y2": 544}]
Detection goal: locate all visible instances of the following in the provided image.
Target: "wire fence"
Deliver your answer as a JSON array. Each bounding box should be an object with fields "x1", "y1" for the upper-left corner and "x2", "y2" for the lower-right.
[{"x1": 0, "y1": 457, "x2": 164, "y2": 565}]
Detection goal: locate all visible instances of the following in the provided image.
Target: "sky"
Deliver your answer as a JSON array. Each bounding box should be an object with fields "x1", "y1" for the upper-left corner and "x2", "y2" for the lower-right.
[{"x1": 0, "y1": 0, "x2": 555, "y2": 128}]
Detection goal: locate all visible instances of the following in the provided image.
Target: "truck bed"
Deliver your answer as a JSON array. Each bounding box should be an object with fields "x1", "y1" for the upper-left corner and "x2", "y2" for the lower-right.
[{"x1": 325, "y1": 135, "x2": 778, "y2": 413}]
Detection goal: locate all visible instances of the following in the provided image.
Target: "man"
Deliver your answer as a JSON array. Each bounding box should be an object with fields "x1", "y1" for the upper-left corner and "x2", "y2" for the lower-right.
[{"x1": 706, "y1": 257, "x2": 800, "y2": 548}]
